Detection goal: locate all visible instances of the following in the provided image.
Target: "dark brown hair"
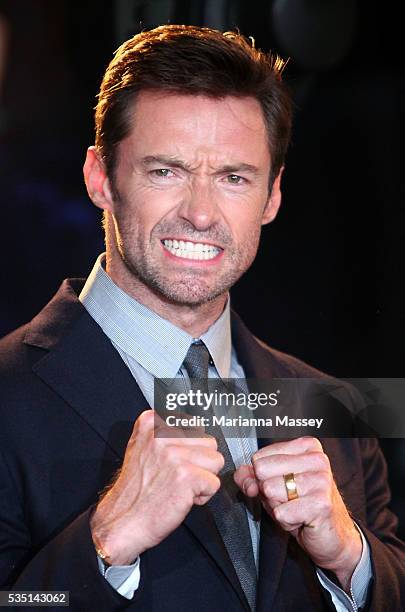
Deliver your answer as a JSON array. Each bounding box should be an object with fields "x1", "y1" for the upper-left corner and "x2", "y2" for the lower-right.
[{"x1": 95, "y1": 24, "x2": 292, "y2": 189}]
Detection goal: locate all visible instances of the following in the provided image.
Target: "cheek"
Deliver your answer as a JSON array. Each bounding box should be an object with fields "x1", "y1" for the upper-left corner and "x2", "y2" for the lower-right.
[
  {"x1": 114, "y1": 192, "x2": 169, "y2": 235},
  {"x1": 231, "y1": 212, "x2": 263, "y2": 245},
  {"x1": 137, "y1": 187, "x2": 181, "y2": 222},
  {"x1": 237, "y1": 219, "x2": 263, "y2": 265}
]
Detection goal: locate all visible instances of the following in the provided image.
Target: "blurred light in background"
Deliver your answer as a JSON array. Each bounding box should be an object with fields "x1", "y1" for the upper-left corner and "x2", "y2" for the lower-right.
[{"x1": 271, "y1": 0, "x2": 358, "y2": 70}]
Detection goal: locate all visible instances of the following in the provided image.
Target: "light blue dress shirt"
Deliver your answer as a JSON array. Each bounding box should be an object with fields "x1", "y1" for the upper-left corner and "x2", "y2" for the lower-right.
[{"x1": 79, "y1": 254, "x2": 372, "y2": 611}]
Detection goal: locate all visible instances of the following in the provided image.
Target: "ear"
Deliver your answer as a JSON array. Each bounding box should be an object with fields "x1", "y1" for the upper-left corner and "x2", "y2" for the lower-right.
[
  {"x1": 261, "y1": 167, "x2": 283, "y2": 226},
  {"x1": 83, "y1": 146, "x2": 115, "y2": 212}
]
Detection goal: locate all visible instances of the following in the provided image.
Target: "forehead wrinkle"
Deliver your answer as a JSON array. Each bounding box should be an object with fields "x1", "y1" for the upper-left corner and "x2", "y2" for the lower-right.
[
  {"x1": 188, "y1": 98, "x2": 269, "y2": 172},
  {"x1": 117, "y1": 93, "x2": 271, "y2": 180},
  {"x1": 169, "y1": 96, "x2": 266, "y2": 151},
  {"x1": 141, "y1": 154, "x2": 196, "y2": 172},
  {"x1": 141, "y1": 154, "x2": 260, "y2": 176}
]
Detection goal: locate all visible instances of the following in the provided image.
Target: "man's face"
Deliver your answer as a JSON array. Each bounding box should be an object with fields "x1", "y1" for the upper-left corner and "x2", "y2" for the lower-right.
[{"x1": 99, "y1": 91, "x2": 280, "y2": 306}]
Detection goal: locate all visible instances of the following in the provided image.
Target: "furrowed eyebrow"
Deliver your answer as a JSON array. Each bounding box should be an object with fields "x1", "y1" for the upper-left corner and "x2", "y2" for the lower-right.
[
  {"x1": 215, "y1": 163, "x2": 260, "y2": 176},
  {"x1": 141, "y1": 156, "x2": 260, "y2": 176},
  {"x1": 141, "y1": 155, "x2": 190, "y2": 170}
]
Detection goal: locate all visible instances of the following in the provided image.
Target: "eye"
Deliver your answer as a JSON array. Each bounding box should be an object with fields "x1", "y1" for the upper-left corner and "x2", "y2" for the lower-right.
[
  {"x1": 225, "y1": 174, "x2": 245, "y2": 185},
  {"x1": 151, "y1": 168, "x2": 174, "y2": 178}
]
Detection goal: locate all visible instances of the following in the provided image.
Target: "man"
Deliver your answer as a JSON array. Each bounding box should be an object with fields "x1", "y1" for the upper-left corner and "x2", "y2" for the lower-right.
[{"x1": 0, "y1": 25, "x2": 403, "y2": 611}]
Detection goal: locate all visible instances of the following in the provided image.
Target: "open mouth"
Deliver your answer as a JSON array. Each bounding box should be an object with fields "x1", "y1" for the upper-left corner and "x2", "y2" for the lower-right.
[{"x1": 161, "y1": 239, "x2": 222, "y2": 261}]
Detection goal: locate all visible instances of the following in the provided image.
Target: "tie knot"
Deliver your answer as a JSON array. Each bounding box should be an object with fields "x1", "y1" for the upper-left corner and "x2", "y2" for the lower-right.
[{"x1": 183, "y1": 341, "x2": 210, "y2": 380}]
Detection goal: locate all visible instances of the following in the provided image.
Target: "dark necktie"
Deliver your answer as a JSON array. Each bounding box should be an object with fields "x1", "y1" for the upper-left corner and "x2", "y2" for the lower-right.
[{"x1": 183, "y1": 342, "x2": 257, "y2": 611}]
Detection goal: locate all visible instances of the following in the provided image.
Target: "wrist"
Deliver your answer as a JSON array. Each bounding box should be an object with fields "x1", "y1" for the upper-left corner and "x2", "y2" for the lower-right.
[
  {"x1": 91, "y1": 525, "x2": 137, "y2": 566},
  {"x1": 320, "y1": 527, "x2": 362, "y2": 593},
  {"x1": 90, "y1": 507, "x2": 145, "y2": 566}
]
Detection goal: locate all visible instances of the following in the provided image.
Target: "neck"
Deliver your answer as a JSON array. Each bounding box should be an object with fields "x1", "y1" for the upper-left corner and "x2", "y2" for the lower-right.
[{"x1": 105, "y1": 255, "x2": 227, "y2": 338}]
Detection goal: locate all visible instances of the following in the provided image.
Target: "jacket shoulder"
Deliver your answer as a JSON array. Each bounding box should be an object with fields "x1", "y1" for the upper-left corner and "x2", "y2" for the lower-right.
[
  {"x1": 254, "y1": 336, "x2": 365, "y2": 407},
  {"x1": 0, "y1": 325, "x2": 42, "y2": 376},
  {"x1": 255, "y1": 336, "x2": 331, "y2": 378},
  {"x1": 0, "y1": 278, "x2": 86, "y2": 378}
]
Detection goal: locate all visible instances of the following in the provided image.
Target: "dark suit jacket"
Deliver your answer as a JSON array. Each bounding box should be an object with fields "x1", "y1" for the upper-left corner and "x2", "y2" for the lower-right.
[{"x1": 0, "y1": 279, "x2": 404, "y2": 611}]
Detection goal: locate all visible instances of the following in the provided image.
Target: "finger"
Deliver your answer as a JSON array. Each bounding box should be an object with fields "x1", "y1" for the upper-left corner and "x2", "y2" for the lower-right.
[
  {"x1": 135, "y1": 409, "x2": 156, "y2": 430},
  {"x1": 259, "y1": 470, "x2": 333, "y2": 507},
  {"x1": 234, "y1": 464, "x2": 259, "y2": 497},
  {"x1": 188, "y1": 465, "x2": 221, "y2": 499},
  {"x1": 194, "y1": 494, "x2": 213, "y2": 505},
  {"x1": 253, "y1": 451, "x2": 330, "y2": 481},
  {"x1": 128, "y1": 410, "x2": 155, "y2": 448},
  {"x1": 254, "y1": 437, "x2": 323, "y2": 460},
  {"x1": 164, "y1": 445, "x2": 224, "y2": 474},
  {"x1": 234, "y1": 464, "x2": 255, "y2": 484},
  {"x1": 271, "y1": 492, "x2": 332, "y2": 532}
]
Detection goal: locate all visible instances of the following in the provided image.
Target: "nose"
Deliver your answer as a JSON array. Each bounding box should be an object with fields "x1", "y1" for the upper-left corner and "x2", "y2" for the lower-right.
[{"x1": 177, "y1": 178, "x2": 220, "y2": 231}]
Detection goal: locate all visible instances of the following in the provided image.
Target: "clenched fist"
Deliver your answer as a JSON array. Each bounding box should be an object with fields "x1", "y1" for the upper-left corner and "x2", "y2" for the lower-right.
[
  {"x1": 234, "y1": 436, "x2": 362, "y2": 591},
  {"x1": 91, "y1": 410, "x2": 224, "y2": 565}
]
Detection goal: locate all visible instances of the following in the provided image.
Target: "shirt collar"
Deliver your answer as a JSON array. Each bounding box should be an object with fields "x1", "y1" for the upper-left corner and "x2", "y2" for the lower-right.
[{"x1": 79, "y1": 254, "x2": 232, "y2": 380}]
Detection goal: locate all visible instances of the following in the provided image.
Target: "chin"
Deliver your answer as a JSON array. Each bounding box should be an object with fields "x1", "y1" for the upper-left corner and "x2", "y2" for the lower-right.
[{"x1": 153, "y1": 282, "x2": 227, "y2": 307}]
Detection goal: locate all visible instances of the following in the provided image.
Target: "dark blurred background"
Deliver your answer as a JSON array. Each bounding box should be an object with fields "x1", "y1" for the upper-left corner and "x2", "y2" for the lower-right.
[{"x1": 0, "y1": 1, "x2": 404, "y2": 535}]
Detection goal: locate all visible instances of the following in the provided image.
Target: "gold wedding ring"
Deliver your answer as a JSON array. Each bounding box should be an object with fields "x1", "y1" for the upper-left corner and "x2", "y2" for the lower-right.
[{"x1": 283, "y1": 472, "x2": 299, "y2": 501}]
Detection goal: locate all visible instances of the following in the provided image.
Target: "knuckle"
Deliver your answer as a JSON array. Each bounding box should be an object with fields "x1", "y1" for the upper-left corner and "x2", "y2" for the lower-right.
[
  {"x1": 194, "y1": 495, "x2": 209, "y2": 506},
  {"x1": 204, "y1": 434, "x2": 217, "y2": 450},
  {"x1": 301, "y1": 436, "x2": 322, "y2": 451},
  {"x1": 216, "y1": 452, "x2": 225, "y2": 472},
  {"x1": 312, "y1": 451, "x2": 330, "y2": 471},
  {"x1": 163, "y1": 444, "x2": 179, "y2": 464},
  {"x1": 311, "y1": 437, "x2": 323, "y2": 451},
  {"x1": 252, "y1": 450, "x2": 262, "y2": 463},
  {"x1": 316, "y1": 470, "x2": 332, "y2": 489},
  {"x1": 138, "y1": 409, "x2": 153, "y2": 428},
  {"x1": 253, "y1": 457, "x2": 265, "y2": 479},
  {"x1": 273, "y1": 504, "x2": 283, "y2": 522},
  {"x1": 321, "y1": 498, "x2": 333, "y2": 516},
  {"x1": 320, "y1": 452, "x2": 331, "y2": 471},
  {"x1": 261, "y1": 479, "x2": 273, "y2": 499},
  {"x1": 174, "y1": 463, "x2": 190, "y2": 483},
  {"x1": 316, "y1": 492, "x2": 332, "y2": 514},
  {"x1": 133, "y1": 411, "x2": 154, "y2": 439},
  {"x1": 209, "y1": 435, "x2": 218, "y2": 450},
  {"x1": 212, "y1": 475, "x2": 221, "y2": 494},
  {"x1": 132, "y1": 419, "x2": 142, "y2": 438}
]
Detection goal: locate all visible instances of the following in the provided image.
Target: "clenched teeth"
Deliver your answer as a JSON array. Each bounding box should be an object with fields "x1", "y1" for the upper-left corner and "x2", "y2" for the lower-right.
[{"x1": 162, "y1": 239, "x2": 221, "y2": 260}]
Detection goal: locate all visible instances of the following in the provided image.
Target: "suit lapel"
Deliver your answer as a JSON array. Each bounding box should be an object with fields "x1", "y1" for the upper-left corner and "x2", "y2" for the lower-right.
[
  {"x1": 24, "y1": 279, "x2": 145, "y2": 459},
  {"x1": 183, "y1": 505, "x2": 250, "y2": 609},
  {"x1": 25, "y1": 281, "x2": 251, "y2": 611},
  {"x1": 256, "y1": 514, "x2": 290, "y2": 612},
  {"x1": 32, "y1": 312, "x2": 147, "y2": 460}
]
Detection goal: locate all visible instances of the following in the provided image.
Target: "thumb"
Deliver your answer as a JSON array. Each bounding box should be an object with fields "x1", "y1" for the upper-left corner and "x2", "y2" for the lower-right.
[{"x1": 234, "y1": 464, "x2": 259, "y2": 497}]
